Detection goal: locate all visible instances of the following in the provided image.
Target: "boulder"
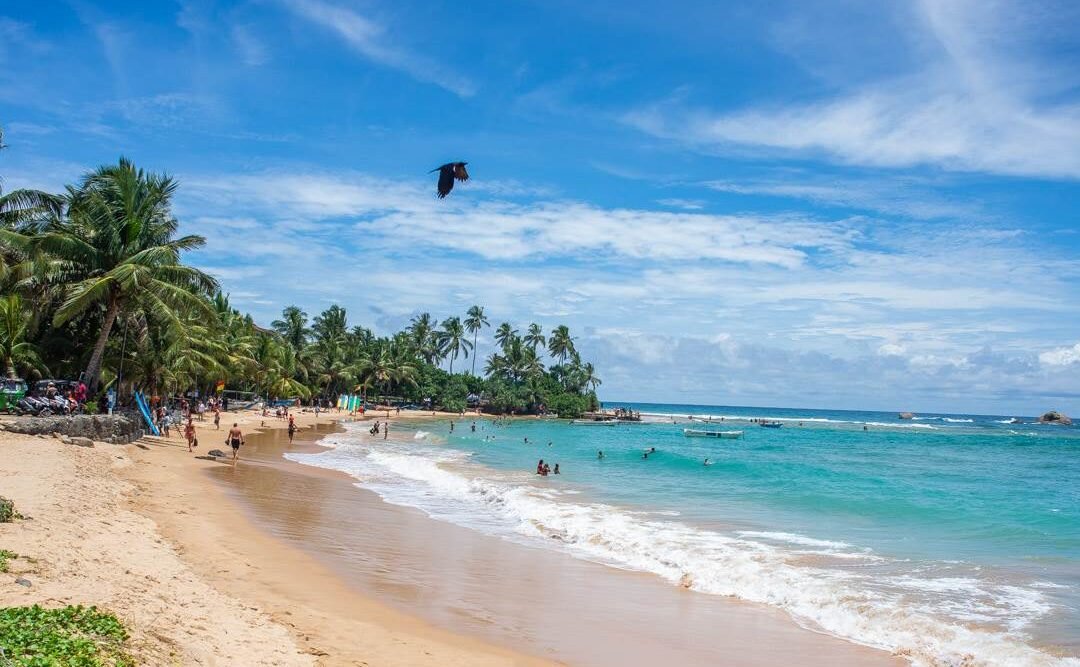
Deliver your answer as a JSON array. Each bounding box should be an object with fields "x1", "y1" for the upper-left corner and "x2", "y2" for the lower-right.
[
  {"x1": 67, "y1": 436, "x2": 95, "y2": 448},
  {"x1": 898, "y1": 412, "x2": 914, "y2": 420},
  {"x1": 207, "y1": 449, "x2": 228, "y2": 458},
  {"x1": 1038, "y1": 411, "x2": 1072, "y2": 425},
  {"x1": 3, "y1": 414, "x2": 143, "y2": 442}
]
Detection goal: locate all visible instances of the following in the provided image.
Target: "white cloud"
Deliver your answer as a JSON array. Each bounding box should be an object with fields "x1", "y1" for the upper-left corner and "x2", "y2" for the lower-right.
[
  {"x1": 278, "y1": 0, "x2": 476, "y2": 97},
  {"x1": 656, "y1": 198, "x2": 705, "y2": 211},
  {"x1": 703, "y1": 177, "x2": 983, "y2": 220},
  {"x1": 231, "y1": 24, "x2": 268, "y2": 66},
  {"x1": 1039, "y1": 343, "x2": 1080, "y2": 366},
  {"x1": 624, "y1": 1, "x2": 1080, "y2": 179},
  {"x1": 173, "y1": 166, "x2": 1080, "y2": 414}
]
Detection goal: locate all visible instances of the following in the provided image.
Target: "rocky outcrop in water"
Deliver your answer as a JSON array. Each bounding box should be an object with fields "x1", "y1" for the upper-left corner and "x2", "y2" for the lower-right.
[
  {"x1": 1038, "y1": 411, "x2": 1072, "y2": 425},
  {"x1": 898, "y1": 412, "x2": 915, "y2": 420}
]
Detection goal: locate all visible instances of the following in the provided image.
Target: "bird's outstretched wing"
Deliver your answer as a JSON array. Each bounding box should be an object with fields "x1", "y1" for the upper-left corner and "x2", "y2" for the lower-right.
[
  {"x1": 437, "y1": 165, "x2": 455, "y2": 198},
  {"x1": 454, "y1": 163, "x2": 469, "y2": 182}
]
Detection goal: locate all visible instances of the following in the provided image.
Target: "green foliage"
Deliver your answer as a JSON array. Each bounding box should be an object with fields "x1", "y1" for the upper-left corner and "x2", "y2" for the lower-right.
[
  {"x1": 83, "y1": 400, "x2": 98, "y2": 414},
  {"x1": 437, "y1": 375, "x2": 469, "y2": 413},
  {"x1": 0, "y1": 549, "x2": 16, "y2": 572},
  {"x1": 545, "y1": 392, "x2": 591, "y2": 418},
  {"x1": 0, "y1": 496, "x2": 18, "y2": 523},
  {"x1": 0, "y1": 604, "x2": 133, "y2": 667},
  {"x1": 0, "y1": 144, "x2": 603, "y2": 414}
]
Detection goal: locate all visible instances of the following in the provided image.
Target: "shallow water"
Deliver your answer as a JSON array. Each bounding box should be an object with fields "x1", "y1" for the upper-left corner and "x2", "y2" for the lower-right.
[{"x1": 288, "y1": 403, "x2": 1080, "y2": 666}]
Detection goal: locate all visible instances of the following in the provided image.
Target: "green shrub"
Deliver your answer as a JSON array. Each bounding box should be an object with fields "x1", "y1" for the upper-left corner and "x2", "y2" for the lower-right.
[
  {"x1": 83, "y1": 400, "x2": 98, "y2": 414},
  {"x1": 0, "y1": 605, "x2": 133, "y2": 667},
  {"x1": 0, "y1": 550, "x2": 16, "y2": 573},
  {"x1": 0, "y1": 497, "x2": 18, "y2": 523},
  {"x1": 546, "y1": 392, "x2": 591, "y2": 418}
]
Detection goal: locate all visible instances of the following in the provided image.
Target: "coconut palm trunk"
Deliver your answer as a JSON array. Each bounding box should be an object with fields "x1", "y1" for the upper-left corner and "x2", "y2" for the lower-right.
[
  {"x1": 85, "y1": 295, "x2": 121, "y2": 393},
  {"x1": 470, "y1": 330, "x2": 478, "y2": 375}
]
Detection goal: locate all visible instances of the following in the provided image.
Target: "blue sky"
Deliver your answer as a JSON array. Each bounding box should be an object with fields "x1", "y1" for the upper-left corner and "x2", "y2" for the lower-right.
[{"x1": 2, "y1": 0, "x2": 1079, "y2": 414}]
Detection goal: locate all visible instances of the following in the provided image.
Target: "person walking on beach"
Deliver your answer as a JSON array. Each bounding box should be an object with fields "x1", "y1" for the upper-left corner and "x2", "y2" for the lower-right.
[
  {"x1": 227, "y1": 423, "x2": 244, "y2": 465},
  {"x1": 287, "y1": 419, "x2": 296, "y2": 443},
  {"x1": 213, "y1": 408, "x2": 220, "y2": 430},
  {"x1": 184, "y1": 417, "x2": 196, "y2": 452}
]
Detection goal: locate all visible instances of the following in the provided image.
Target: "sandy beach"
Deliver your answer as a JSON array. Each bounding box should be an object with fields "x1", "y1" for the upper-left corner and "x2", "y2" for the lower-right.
[{"x1": 0, "y1": 408, "x2": 905, "y2": 666}]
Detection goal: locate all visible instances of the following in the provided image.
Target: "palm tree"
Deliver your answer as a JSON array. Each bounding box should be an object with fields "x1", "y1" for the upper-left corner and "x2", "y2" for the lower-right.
[
  {"x1": 524, "y1": 323, "x2": 546, "y2": 353},
  {"x1": 580, "y1": 362, "x2": 602, "y2": 393},
  {"x1": 463, "y1": 305, "x2": 489, "y2": 375},
  {"x1": 34, "y1": 158, "x2": 217, "y2": 392},
  {"x1": 312, "y1": 304, "x2": 348, "y2": 345},
  {"x1": 547, "y1": 325, "x2": 576, "y2": 364},
  {"x1": 494, "y1": 322, "x2": 516, "y2": 351},
  {"x1": 408, "y1": 313, "x2": 441, "y2": 365},
  {"x1": 437, "y1": 316, "x2": 472, "y2": 375},
  {"x1": 272, "y1": 305, "x2": 310, "y2": 355},
  {"x1": 0, "y1": 126, "x2": 63, "y2": 231},
  {"x1": 0, "y1": 294, "x2": 47, "y2": 379}
]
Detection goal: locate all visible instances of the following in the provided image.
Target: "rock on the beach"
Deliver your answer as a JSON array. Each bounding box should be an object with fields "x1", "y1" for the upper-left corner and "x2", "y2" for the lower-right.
[
  {"x1": 207, "y1": 449, "x2": 227, "y2": 458},
  {"x1": 2, "y1": 414, "x2": 144, "y2": 443},
  {"x1": 67, "y1": 436, "x2": 95, "y2": 448},
  {"x1": 14, "y1": 577, "x2": 31, "y2": 587},
  {"x1": 1038, "y1": 411, "x2": 1073, "y2": 425}
]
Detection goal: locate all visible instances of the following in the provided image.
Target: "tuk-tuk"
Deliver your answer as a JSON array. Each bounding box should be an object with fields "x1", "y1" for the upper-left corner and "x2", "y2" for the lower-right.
[{"x1": 0, "y1": 378, "x2": 28, "y2": 413}]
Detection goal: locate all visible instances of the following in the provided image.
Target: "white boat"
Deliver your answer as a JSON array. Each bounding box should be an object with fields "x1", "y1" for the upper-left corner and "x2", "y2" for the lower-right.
[
  {"x1": 571, "y1": 419, "x2": 619, "y2": 425},
  {"x1": 683, "y1": 428, "x2": 743, "y2": 439}
]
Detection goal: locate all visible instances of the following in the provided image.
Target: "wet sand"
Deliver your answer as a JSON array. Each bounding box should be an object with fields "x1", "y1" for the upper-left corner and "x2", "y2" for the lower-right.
[{"x1": 203, "y1": 418, "x2": 904, "y2": 667}]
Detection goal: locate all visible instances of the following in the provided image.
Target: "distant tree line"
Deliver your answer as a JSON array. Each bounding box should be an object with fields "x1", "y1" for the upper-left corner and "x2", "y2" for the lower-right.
[{"x1": 0, "y1": 129, "x2": 601, "y2": 416}]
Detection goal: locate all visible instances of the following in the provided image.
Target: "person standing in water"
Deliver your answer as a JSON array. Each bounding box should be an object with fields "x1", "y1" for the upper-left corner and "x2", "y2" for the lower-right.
[
  {"x1": 597, "y1": 450, "x2": 604, "y2": 459},
  {"x1": 553, "y1": 463, "x2": 560, "y2": 475},
  {"x1": 287, "y1": 419, "x2": 296, "y2": 443},
  {"x1": 227, "y1": 423, "x2": 244, "y2": 465},
  {"x1": 384, "y1": 422, "x2": 389, "y2": 440}
]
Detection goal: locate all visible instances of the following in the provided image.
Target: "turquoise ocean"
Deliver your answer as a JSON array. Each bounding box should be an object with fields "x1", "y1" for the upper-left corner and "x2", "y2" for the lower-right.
[{"x1": 287, "y1": 403, "x2": 1080, "y2": 666}]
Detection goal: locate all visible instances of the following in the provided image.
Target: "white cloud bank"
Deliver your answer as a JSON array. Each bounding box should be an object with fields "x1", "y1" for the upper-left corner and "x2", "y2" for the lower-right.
[
  {"x1": 1040, "y1": 343, "x2": 1080, "y2": 367},
  {"x1": 624, "y1": 0, "x2": 1080, "y2": 179}
]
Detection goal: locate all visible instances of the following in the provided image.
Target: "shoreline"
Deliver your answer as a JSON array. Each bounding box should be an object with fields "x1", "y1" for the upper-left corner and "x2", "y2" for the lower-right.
[
  {"x1": 1, "y1": 408, "x2": 905, "y2": 665},
  {"x1": 200, "y1": 410, "x2": 904, "y2": 666}
]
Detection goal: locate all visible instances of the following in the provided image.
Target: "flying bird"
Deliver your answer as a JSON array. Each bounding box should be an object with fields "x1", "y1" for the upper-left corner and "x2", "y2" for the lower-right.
[{"x1": 431, "y1": 161, "x2": 469, "y2": 198}]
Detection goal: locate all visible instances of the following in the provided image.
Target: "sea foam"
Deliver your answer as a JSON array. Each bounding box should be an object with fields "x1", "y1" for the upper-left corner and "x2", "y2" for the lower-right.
[{"x1": 286, "y1": 424, "x2": 1077, "y2": 667}]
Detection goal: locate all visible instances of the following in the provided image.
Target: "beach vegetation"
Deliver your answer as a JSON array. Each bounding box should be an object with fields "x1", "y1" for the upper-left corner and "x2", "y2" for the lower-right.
[
  {"x1": 0, "y1": 496, "x2": 19, "y2": 523},
  {"x1": 0, "y1": 604, "x2": 133, "y2": 667},
  {"x1": 0, "y1": 130, "x2": 601, "y2": 415},
  {"x1": 0, "y1": 549, "x2": 16, "y2": 572}
]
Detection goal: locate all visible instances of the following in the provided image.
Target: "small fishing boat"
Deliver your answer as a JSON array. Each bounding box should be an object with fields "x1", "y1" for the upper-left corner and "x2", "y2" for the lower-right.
[
  {"x1": 759, "y1": 421, "x2": 783, "y2": 429},
  {"x1": 683, "y1": 428, "x2": 743, "y2": 439},
  {"x1": 570, "y1": 419, "x2": 619, "y2": 425}
]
